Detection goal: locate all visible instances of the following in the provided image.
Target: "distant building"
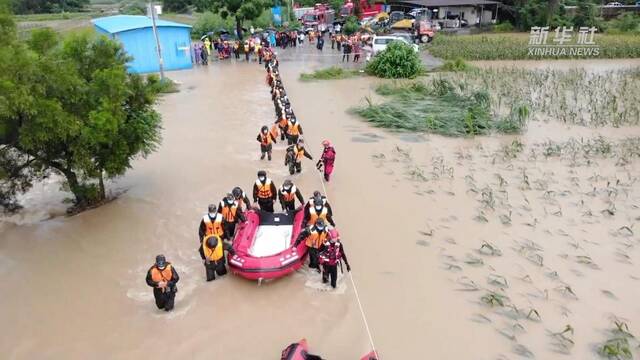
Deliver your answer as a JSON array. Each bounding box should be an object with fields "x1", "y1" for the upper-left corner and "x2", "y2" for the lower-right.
[
  {"x1": 92, "y1": 15, "x2": 192, "y2": 74},
  {"x1": 389, "y1": 0, "x2": 500, "y2": 27}
]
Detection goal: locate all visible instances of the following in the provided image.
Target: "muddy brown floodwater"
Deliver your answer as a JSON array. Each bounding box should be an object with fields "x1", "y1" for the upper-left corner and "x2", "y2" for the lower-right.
[{"x1": 2, "y1": 46, "x2": 640, "y2": 359}]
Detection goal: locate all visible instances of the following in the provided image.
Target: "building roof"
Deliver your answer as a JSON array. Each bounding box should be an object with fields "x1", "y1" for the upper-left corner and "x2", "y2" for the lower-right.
[
  {"x1": 392, "y1": 0, "x2": 499, "y2": 6},
  {"x1": 92, "y1": 15, "x2": 192, "y2": 34}
]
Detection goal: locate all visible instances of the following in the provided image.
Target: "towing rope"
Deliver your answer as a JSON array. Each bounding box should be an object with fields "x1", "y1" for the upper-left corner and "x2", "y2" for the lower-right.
[{"x1": 314, "y1": 168, "x2": 379, "y2": 359}]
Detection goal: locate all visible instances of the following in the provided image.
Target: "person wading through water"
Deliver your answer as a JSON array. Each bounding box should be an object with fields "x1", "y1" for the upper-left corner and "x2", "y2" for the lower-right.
[
  {"x1": 285, "y1": 138, "x2": 313, "y2": 175},
  {"x1": 295, "y1": 219, "x2": 331, "y2": 272},
  {"x1": 316, "y1": 140, "x2": 336, "y2": 181},
  {"x1": 319, "y1": 236, "x2": 350, "y2": 288},
  {"x1": 199, "y1": 204, "x2": 225, "y2": 242},
  {"x1": 199, "y1": 234, "x2": 234, "y2": 281},
  {"x1": 217, "y1": 193, "x2": 246, "y2": 240},
  {"x1": 285, "y1": 117, "x2": 303, "y2": 145},
  {"x1": 145, "y1": 255, "x2": 180, "y2": 311},
  {"x1": 253, "y1": 170, "x2": 277, "y2": 212},
  {"x1": 257, "y1": 125, "x2": 278, "y2": 161},
  {"x1": 278, "y1": 179, "x2": 305, "y2": 212}
]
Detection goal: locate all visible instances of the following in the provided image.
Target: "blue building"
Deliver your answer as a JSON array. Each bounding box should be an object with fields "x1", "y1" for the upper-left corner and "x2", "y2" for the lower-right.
[{"x1": 92, "y1": 15, "x2": 192, "y2": 74}]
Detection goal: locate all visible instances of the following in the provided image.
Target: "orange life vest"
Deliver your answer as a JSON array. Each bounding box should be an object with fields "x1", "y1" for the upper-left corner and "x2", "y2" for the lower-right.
[
  {"x1": 305, "y1": 229, "x2": 329, "y2": 249},
  {"x1": 203, "y1": 213, "x2": 224, "y2": 237},
  {"x1": 259, "y1": 132, "x2": 272, "y2": 145},
  {"x1": 308, "y1": 206, "x2": 328, "y2": 225},
  {"x1": 287, "y1": 121, "x2": 300, "y2": 136},
  {"x1": 256, "y1": 179, "x2": 273, "y2": 199},
  {"x1": 221, "y1": 203, "x2": 238, "y2": 222},
  {"x1": 278, "y1": 117, "x2": 288, "y2": 128},
  {"x1": 150, "y1": 264, "x2": 173, "y2": 282},
  {"x1": 280, "y1": 185, "x2": 297, "y2": 202},
  {"x1": 202, "y1": 235, "x2": 224, "y2": 261}
]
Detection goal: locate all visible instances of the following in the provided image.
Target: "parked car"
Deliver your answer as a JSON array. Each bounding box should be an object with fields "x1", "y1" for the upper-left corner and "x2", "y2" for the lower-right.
[
  {"x1": 388, "y1": 32, "x2": 416, "y2": 44},
  {"x1": 605, "y1": 2, "x2": 623, "y2": 6},
  {"x1": 371, "y1": 35, "x2": 419, "y2": 55}
]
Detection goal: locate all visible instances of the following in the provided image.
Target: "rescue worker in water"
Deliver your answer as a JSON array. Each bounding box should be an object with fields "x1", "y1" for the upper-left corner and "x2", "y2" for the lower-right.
[
  {"x1": 230, "y1": 186, "x2": 251, "y2": 210},
  {"x1": 303, "y1": 199, "x2": 335, "y2": 227},
  {"x1": 316, "y1": 140, "x2": 336, "y2": 182},
  {"x1": 257, "y1": 125, "x2": 278, "y2": 161},
  {"x1": 285, "y1": 138, "x2": 313, "y2": 175},
  {"x1": 319, "y1": 237, "x2": 351, "y2": 289},
  {"x1": 199, "y1": 204, "x2": 225, "y2": 241},
  {"x1": 278, "y1": 179, "x2": 305, "y2": 211},
  {"x1": 294, "y1": 219, "x2": 331, "y2": 271},
  {"x1": 145, "y1": 255, "x2": 180, "y2": 311},
  {"x1": 253, "y1": 170, "x2": 278, "y2": 212},
  {"x1": 217, "y1": 193, "x2": 246, "y2": 240},
  {"x1": 304, "y1": 191, "x2": 334, "y2": 220},
  {"x1": 200, "y1": 234, "x2": 235, "y2": 281},
  {"x1": 285, "y1": 117, "x2": 303, "y2": 145}
]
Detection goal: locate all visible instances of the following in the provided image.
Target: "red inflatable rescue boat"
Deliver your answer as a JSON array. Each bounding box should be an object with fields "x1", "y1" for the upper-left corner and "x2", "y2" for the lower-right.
[{"x1": 228, "y1": 209, "x2": 307, "y2": 280}]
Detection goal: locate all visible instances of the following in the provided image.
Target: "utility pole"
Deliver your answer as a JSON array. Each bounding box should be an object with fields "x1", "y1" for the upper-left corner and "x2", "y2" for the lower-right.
[{"x1": 149, "y1": 2, "x2": 165, "y2": 79}]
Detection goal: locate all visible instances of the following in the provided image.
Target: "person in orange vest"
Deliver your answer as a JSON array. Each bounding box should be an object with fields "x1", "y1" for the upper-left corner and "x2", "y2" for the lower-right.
[
  {"x1": 304, "y1": 191, "x2": 334, "y2": 218},
  {"x1": 285, "y1": 117, "x2": 304, "y2": 145},
  {"x1": 303, "y1": 199, "x2": 335, "y2": 227},
  {"x1": 199, "y1": 234, "x2": 235, "y2": 281},
  {"x1": 319, "y1": 237, "x2": 351, "y2": 289},
  {"x1": 199, "y1": 204, "x2": 225, "y2": 241},
  {"x1": 145, "y1": 255, "x2": 180, "y2": 311},
  {"x1": 217, "y1": 193, "x2": 245, "y2": 240},
  {"x1": 257, "y1": 125, "x2": 278, "y2": 161},
  {"x1": 231, "y1": 186, "x2": 252, "y2": 210},
  {"x1": 278, "y1": 179, "x2": 305, "y2": 211},
  {"x1": 285, "y1": 138, "x2": 313, "y2": 175},
  {"x1": 252, "y1": 170, "x2": 278, "y2": 212},
  {"x1": 294, "y1": 219, "x2": 331, "y2": 271}
]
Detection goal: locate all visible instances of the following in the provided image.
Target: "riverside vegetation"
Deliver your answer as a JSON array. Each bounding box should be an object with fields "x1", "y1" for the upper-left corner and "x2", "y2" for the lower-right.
[{"x1": 354, "y1": 67, "x2": 640, "y2": 136}]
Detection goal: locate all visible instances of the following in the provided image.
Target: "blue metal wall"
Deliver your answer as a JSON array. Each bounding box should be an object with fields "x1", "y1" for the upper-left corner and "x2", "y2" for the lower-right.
[{"x1": 113, "y1": 27, "x2": 192, "y2": 74}]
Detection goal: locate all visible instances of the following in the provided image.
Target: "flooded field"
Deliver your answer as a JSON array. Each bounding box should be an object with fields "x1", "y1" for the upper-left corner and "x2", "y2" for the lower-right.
[{"x1": 2, "y1": 46, "x2": 640, "y2": 359}]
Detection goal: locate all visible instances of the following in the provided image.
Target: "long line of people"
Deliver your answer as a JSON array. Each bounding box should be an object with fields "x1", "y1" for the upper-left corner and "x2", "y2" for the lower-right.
[
  {"x1": 264, "y1": 55, "x2": 348, "y2": 289},
  {"x1": 146, "y1": 52, "x2": 346, "y2": 315}
]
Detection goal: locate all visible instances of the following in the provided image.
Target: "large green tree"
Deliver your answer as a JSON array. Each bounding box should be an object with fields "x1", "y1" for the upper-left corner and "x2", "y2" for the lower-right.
[
  {"x1": 195, "y1": 0, "x2": 273, "y2": 39},
  {"x1": 0, "y1": 15, "x2": 163, "y2": 212}
]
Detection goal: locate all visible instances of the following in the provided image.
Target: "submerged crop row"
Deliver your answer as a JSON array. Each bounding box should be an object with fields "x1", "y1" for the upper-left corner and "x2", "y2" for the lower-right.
[
  {"x1": 428, "y1": 33, "x2": 640, "y2": 60},
  {"x1": 353, "y1": 67, "x2": 639, "y2": 136}
]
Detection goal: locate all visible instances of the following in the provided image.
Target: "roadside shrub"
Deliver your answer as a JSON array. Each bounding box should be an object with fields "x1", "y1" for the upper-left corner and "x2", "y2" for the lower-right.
[
  {"x1": 366, "y1": 41, "x2": 421, "y2": 79},
  {"x1": 493, "y1": 22, "x2": 514, "y2": 33},
  {"x1": 440, "y1": 58, "x2": 471, "y2": 72}
]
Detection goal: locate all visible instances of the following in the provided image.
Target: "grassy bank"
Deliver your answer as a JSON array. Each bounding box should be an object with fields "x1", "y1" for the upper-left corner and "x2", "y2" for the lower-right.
[
  {"x1": 429, "y1": 33, "x2": 640, "y2": 60},
  {"x1": 299, "y1": 67, "x2": 362, "y2": 81}
]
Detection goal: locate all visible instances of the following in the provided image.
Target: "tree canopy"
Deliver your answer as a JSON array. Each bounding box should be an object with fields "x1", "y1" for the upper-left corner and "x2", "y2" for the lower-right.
[
  {"x1": 0, "y1": 14, "x2": 163, "y2": 213},
  {"x1": 194, "y1": 0, "x2": 274, "y2": 38}
]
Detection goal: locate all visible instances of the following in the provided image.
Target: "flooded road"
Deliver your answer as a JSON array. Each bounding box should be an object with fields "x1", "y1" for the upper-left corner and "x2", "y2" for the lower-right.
[{"x1": 3, "y1": 45, "x2": 640, "y2": 359}]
